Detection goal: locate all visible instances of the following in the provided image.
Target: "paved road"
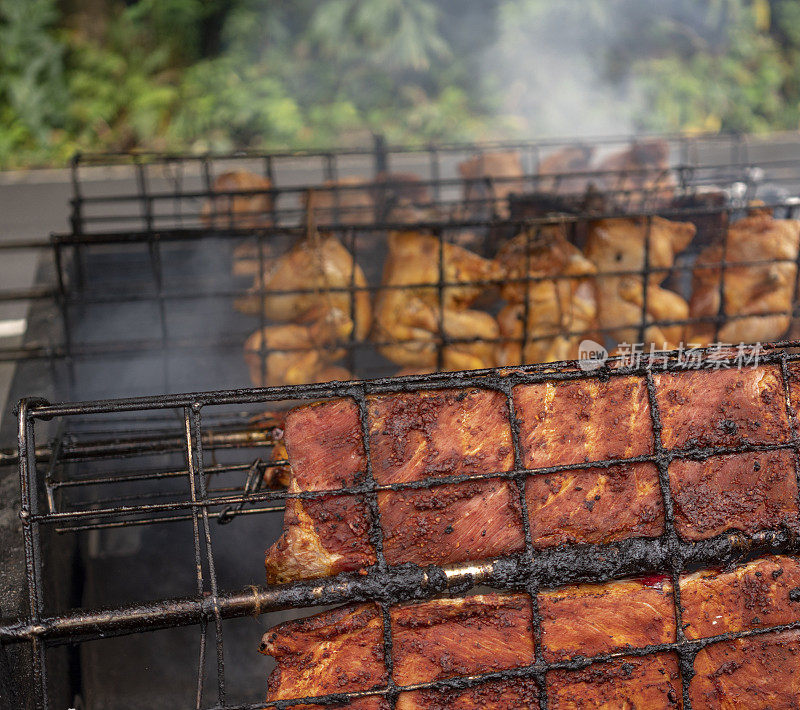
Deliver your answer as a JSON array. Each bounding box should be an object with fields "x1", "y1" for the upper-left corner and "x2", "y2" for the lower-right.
[{"x1": 0, "y1": 176, "x2": 73, "y2": 426}]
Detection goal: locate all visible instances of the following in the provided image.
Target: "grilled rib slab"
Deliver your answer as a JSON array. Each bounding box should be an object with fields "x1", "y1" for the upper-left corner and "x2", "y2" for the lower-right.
[
  {"x1": 266, "y1": 365, "x2": 800, "y2": 583},
  {"x1": 262, "y1": 556, "x2": 800, "y2": 708}
]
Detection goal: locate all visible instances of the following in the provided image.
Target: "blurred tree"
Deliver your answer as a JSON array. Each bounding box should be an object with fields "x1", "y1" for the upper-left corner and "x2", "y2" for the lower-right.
[
  {"x1": 2, "y1": 0, "x2": 800, "y2": 167},
  {"x1": 0, "y1": 0, "x2": 68, "y2": 162}
]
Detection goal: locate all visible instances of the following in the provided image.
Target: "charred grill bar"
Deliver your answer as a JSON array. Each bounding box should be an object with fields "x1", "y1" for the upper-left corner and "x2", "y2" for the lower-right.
[{"x1": 3, "y1": 343, "x2": 800, "y2": 707}]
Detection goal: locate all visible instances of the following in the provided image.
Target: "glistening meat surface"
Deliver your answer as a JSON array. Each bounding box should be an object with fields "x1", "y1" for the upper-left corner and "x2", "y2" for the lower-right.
[
  {"x1": 266, "y1": 365, "x2": 800, "y2": 583},
  {"x1": 261, "y1": 556, "x2": 800, "y2": 708}
]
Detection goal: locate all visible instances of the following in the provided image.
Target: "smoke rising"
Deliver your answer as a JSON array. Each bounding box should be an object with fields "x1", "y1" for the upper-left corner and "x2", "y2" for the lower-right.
[{"x1": 484, "y1": 2, "x2": 645, "y2": 138}]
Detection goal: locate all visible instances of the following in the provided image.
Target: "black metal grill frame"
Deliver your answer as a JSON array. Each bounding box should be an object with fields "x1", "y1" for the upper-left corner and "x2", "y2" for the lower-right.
[
  {"x1": 3, "y1": 342, "x2": 800, "y2": 708},
  {"x1": 2, "y1": 200, "x2": 799, "y2": 392},
  {"x1": 4, "y1": 131, "x2": 800, "y2": 407},
  {"x1": 67, "y1": 131, "x2": 752, "y2": 233}
]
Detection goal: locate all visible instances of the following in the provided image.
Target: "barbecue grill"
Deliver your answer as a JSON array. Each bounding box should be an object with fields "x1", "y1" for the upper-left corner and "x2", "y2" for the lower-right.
[
  {"x1": 5, "y1": 132, "x2": 800, "y2": 708},
  {"x1": 1, "y1": 343, "x2": 800, "y2": 708},
  {"x1": 66, "y1": 131, "x2": 750, "y2": 234},
  {"x1": 3, "y1": 161, "x2": 800, "y2": 409}
]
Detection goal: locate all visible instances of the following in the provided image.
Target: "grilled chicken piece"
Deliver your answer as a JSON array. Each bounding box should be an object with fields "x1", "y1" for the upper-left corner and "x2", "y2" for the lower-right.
[
  {"x1": 261, "y1": 595, "x2": 536, "y2": 709},
  {"x1": 537, "y1": 145, "x2": 594, "y2": 195},
  {"x1": 689, "y1": 213, "x2": 800, "y2": 344},
  {"x1": 200, "y1": 171, "x2": 273, "y2": 229},
  {"x1": 372, "y1": 231, "x2": 501, "y2": 371},
  {"x1": 495, "y1": 227, "x2": 598, "y2": 364},
  {"x1": 243, "y1": 309, "x2": 355, "y2": 386},
  {"x1": 584, "y1": 217, "x2": 695, "y2": 348},
  {"x1": 458, "y1": 151, "x2": 525, "y2": 217},
  {"x1": 236, "y1": 234, "x2": 370, "y2": 334},
  {"x1": 303, "y1": 176, "x2": 375, "y2": 224},
  {"x1": 596, "y1": 139, "x2": 675, "y2": 204},
  {"x1": 236, "y1": 233, "x2": 370, "y2": 385}
]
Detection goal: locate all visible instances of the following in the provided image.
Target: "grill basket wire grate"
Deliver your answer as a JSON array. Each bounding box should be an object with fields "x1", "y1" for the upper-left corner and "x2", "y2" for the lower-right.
[
  {"x1": 3, "y1": 131, "x2": 800, "y2": 404},
  {"x1": 4, "y1": 197, "x2": 800, "y2": 404},
  {"x1": 66, "y1": 131, "x2": 751, "y2": 234},
  {"x1": 3, "y1": 131, "x2": 800, "y2": 706},
  {"x1": 3, "y1": 343, "x2": 800, "y2": 707}
]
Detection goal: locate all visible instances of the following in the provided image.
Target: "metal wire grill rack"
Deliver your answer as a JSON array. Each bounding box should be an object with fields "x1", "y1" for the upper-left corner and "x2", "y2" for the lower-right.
[
  {"x1": 3, "y1": 342, "x2": 800, "y2": 707},
  {"x1": 4, "y1": 198, "x2": 800, "y2": 401},
  {"x1": 5, "y1": 132, "x2": 800, "y2": 412},
  {"x1": 67, "y1": 131, "x2": 753, "y2": 234}
]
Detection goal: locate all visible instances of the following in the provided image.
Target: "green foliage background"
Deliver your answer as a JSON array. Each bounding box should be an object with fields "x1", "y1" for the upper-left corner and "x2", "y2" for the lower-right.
[{"x1": 1, "y1": 0, "x2": 799, "y2": 168}]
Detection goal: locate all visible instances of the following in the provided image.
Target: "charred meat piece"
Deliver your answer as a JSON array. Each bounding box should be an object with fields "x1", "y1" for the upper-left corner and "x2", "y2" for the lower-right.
[
  {"x1": 513, "y1": 375, "x2": 654, "y2": 469},
  {"x1": 265, "y1": 367, "x2": 798, "y2": 583},
  {"x1": 372, "y1": 231, "x2": 501, "y2": 371},
  {"x1": 681, "y1": 557, "x2": 800, "y2": 707},
  {"x1": 265, "y1": 389, "x2": 525, "y2": 581},
  {"x1": 264, "y1": 399, "x2": 376, "y2": 583},
  {"x1": 689, "y1": 212, "x2": 800, "y2": 345},
  {"x1": 526, "y1": 461, "x2": 664, "y2": 547},
  {"x1": 201, "y1": 171, "x2": 272, "y2": 229},
  {"x1": 584, "y1": 216, "x2": 695, "y2": 348},
  {"x1": 539, "y1": 576, "x2": 675, "y2": 662},
  {"x1": 689, "y1": 630, "x2": 800, "y2": 709},
  {"x1": 260, "y1": 603, "x2": 387, "y2": 704},
  {"x1": 680, "y1": 555, "x2": 800, "y2": 639},
  {"x1": 547, "y1": 652, "x2": 682, "y2": 709},
  {"x1": 415, "y1": 647, "x2": 539, "y2": 706},
  {"x1": 458, "y1": 151, "x2": 525, "y2": 218},
  {"x1": 389, "y1": 595, "x2": 534, "y2": 685},
  {"x1": 656, "y1": 367, "x2": 796, "y2": 540},
  {"x1": 668, "y1": 449, "x2": 798, "y2": 541},
  {"x1": 369, "y1": 389, "x2": 524, "y2": 566},
  {"x1": 261, "y1": 594, "x2": 535, "y2": 708},
  {"x1": 654, "y1": 365, "x2": 790, "y2": 451},
  {"x1": 262, "y1": 559, "x2": 800, "y2": 708},
  {"x1": 396, "y1": 679, "x2": 539, "y2": 709},
  {"x1": 495, "y1": 226, "x2": 598, "y2": 365}
]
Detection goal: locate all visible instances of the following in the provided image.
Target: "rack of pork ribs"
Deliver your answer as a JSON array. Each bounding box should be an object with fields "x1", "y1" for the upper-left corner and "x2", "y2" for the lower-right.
[{"x1": 259, "y1": 352, "x2": 800, "y2": 708}]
